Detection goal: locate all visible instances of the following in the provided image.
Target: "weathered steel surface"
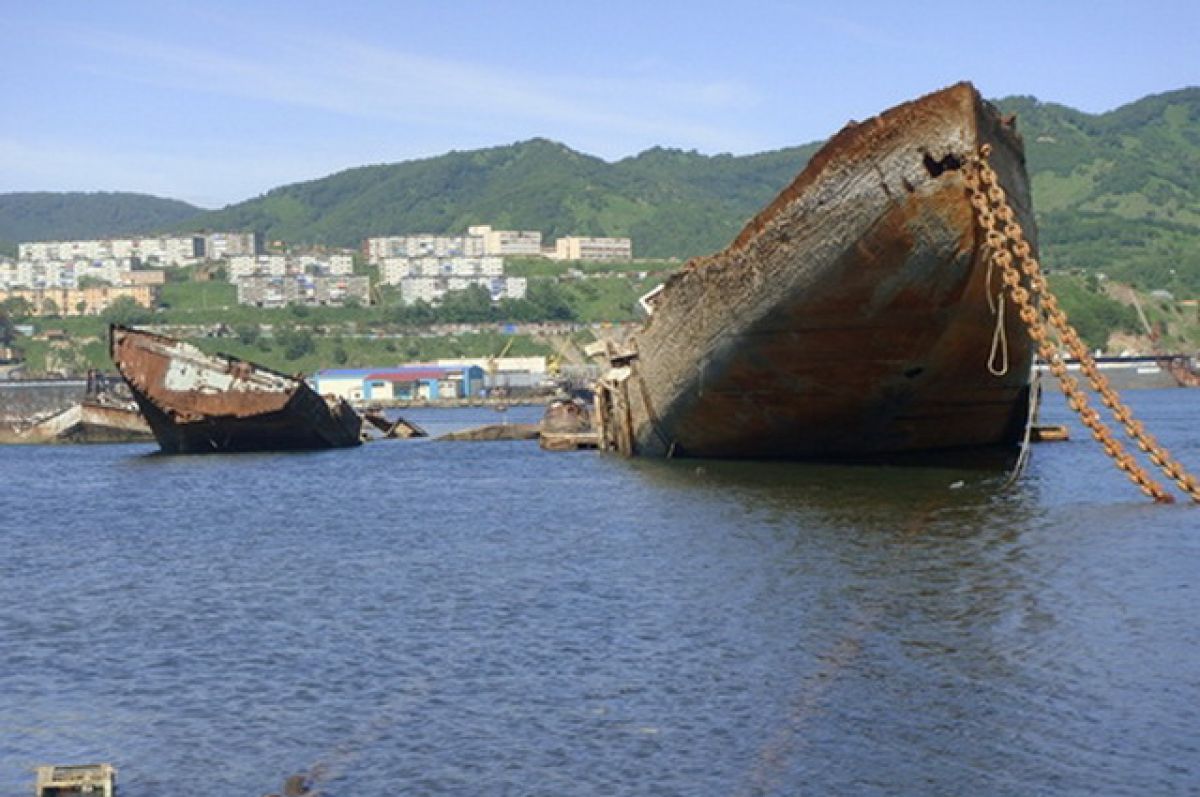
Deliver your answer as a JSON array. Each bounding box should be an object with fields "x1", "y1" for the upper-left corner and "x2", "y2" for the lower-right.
[
  {"x1": 110, "y1": 325, "x2": 362, "y2": 453},
  {"x1": 3, "y1": 399, "x2": 152, "y2": 444},
  {"x1": 596, "y1": 82, "x2": 1038, "y2": 461}
]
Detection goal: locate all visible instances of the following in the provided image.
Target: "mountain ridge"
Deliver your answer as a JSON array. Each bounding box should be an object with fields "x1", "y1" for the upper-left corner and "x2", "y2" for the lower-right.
[{"x1": 2, "y1": 86, "x2": 1198, "y2": 288}]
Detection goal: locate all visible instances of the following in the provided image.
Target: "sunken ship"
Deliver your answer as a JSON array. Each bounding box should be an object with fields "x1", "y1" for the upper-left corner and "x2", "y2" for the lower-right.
[
  {"x1": 110, "y1": 325, "x2": 362, "y2": 453},
  {"x1": 593, "y1": 82, "x2": 1039, "y2": 461}
]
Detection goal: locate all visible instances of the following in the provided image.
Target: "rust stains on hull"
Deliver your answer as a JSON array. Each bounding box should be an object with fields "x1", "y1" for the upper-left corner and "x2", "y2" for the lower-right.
[
  {"x1": 594, "y1": 82, "x2": 1038, "y2": 463},
  {"x1": 110, "y1": 325, "x2": 362, "y2": 454}
]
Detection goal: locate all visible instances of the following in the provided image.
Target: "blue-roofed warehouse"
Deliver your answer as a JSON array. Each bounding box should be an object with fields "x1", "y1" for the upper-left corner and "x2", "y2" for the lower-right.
[{"x1": 312, "y1": 365, "x2": 485, "y2": 402}]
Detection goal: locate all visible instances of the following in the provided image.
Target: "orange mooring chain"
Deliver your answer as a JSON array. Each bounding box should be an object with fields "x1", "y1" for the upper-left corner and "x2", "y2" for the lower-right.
[{"x1": 965, "y1": 144, "x2": 1200, "y2": 504}]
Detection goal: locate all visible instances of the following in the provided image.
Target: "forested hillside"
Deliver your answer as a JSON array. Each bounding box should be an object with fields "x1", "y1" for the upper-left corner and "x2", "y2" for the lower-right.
[
  {"x1": 187, "y1": 139, "x2": 821, "y2": 259},
  {"x1": 3, "y1": 87, "x2": 1198, "y2": 293},
  {"x1": 0, "y1": 192, "x2": 202, "y2": 255},
  {"x1": 995, "y1": 88, "x2": 1200, "y2": 294}
]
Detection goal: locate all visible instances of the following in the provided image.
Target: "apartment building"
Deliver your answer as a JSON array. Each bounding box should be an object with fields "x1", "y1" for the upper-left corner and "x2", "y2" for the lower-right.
[
  {"x1": 295, "y1": 254, "x2": 354, "y2": 276},
  {"x1": 379, "y1": 256, "x2": 504, "y2": 284},
  {"x1": 551, "y1": 236, "x2": 633, "y2": 262},
  {"x1": 0, "y1": 284, "x2": 158, "y2": 316},
  {"x1": 469, "y1": 225, "x2": 542, "y2": 256},
  {"x1": 398, "y1": 275, "x2": 526, "y2": 306},
  {"x1": 19, "y1": 236, "x2": 205, "y2": 267},
  {"x1": 0, "y1": 257, "x2": 140, "y2": 290},
  {"x1": 205, "y1": 231, "x2": 263, "y2": 260},
  {"x1": 364, "y1": 235, "x2": 485, "y2": 263},
  {"x1": 236, "y1": 275, "x2": 370, "y2": 308},
  {"x1": 228, "y1": 255, "x2": 289, "y2": 279},
  {"x1": 18, "y1": 231, "x2": 261, "y2": 269}
]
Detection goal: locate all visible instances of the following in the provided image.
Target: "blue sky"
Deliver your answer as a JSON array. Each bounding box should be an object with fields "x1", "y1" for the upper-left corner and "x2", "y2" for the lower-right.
[{"x1": 1, "y1": 0, "x2": 1196, "y2": 208}]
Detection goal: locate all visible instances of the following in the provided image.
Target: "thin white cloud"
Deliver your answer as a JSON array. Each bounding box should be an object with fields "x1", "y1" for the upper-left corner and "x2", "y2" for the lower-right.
[{"x1": 67, "y1": 27, "x2": 762, "y2": 155}]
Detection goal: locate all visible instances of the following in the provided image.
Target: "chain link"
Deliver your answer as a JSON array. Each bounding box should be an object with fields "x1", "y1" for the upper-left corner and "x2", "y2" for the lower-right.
[{"x1": 965, "y1": 144, "x2": 1199, "y2": 503}]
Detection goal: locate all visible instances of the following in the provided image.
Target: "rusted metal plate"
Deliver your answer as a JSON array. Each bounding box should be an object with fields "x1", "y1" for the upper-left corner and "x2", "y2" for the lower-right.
[{"x1": 596, "y1": 82, "x2": 1037, "y2": 462}]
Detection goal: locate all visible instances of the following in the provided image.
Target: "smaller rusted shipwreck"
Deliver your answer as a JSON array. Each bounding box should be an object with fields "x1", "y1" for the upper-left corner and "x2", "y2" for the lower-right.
[
  {"x1": 0, "y1": 370, "x2": 152, "y2": 444},
  {"x1": 2, "y1": 398, "x2": 152, "y2": 444},
  {"x1": 110, "y1": 325, "x2": 362, "y2": 454},
  {"x1": 592, "y1": 82, "x2": 1039, "y2": 464}
]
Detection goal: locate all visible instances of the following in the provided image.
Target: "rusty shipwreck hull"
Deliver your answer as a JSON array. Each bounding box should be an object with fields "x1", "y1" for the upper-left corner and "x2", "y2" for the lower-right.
[
  {"x1": 110, "y1": 325, "x2": 362, "y2": 454},
  {"x1": 594, "y1": 82, "x2": 1038, "y2": 462}
]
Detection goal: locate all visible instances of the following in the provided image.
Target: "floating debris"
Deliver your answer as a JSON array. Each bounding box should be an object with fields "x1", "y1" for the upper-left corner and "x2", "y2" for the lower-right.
[
  {"x1": 34, "y1": 763, "x2": 116, "y2": 797},
  {"x1": 360, "y1": 408, "x2": 427, "y2": 441},
  {"x1": 437, "y1": 423, "x2": 541, "y2": 442}
]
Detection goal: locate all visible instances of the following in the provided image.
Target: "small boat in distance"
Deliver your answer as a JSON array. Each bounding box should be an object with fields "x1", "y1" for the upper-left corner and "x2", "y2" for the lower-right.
[
  {"x1": 592, "y1": 82, "x2": 1039, "y2": 463},
  {"x1": 109, "y1": 325, "x2": 362, "y2": 454}
]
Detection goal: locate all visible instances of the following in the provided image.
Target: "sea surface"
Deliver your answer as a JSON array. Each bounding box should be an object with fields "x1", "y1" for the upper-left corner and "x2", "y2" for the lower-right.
[{"x1": 2, "y1": 391, "x2": 1199, "y2": 796}]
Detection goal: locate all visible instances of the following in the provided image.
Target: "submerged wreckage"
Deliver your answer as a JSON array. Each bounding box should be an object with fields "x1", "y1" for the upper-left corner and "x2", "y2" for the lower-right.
[
  {"x1": 593, "y1": 82, "x2": 1039, "y2": 463},
  {"x1": 110, "y1": 325, "x2": 362, "y2": 453}
]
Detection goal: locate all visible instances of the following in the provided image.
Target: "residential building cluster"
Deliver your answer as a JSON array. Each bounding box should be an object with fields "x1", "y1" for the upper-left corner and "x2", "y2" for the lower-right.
[
  {"x1": 364, "y1": 226, "x2": 631, "y2": 263},
  {"x1": 227, "y1": 253, "x2": 363, "y2": 308},
  {"x1": 374, "y1": 254, "x2": 526, "y2": 306},
  {"x1": 228, "y1": 253, "x2": 354, "y2": 279},
  {"x1": 17, "y1": 231, "x2": 260, "y2": 269},
  {"x1": 1, "y1": 231, "x2": 262, "y2": 316},
  {"x1": 3, "y1": 223, "x2": 636, "y2": 315},
  {"x1": 364, "y1": 225, "x2": 630, "y2": 306},
  {"x1": 236, "y1": 275, "x2": 370, "y2": 308}
]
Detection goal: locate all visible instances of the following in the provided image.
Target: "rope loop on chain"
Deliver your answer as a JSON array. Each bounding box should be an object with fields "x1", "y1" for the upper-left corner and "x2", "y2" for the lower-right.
[{"x1": 966, "y1": 146, "x2": 1197, "y2": 504}]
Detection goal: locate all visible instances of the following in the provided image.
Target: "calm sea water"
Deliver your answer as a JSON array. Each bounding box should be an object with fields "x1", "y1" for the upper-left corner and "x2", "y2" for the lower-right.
[{"x1": 2, "y1": 392, "x2": 1198, "y2": 796}]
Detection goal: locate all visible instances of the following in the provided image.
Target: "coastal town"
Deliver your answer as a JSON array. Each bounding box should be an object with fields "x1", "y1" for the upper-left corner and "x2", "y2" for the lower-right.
[
  {"x1": 5, "y1": 3, "x2": 1200, "y2": 795},
  {"x1": 0, "y1": 226, "x2": 633, "y2": 315}
]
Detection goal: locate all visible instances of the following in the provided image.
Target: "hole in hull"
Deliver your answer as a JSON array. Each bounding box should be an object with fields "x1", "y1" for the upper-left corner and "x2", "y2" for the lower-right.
[{"x1": 922, "y1": 152, "x2": 963, "y2": 177}]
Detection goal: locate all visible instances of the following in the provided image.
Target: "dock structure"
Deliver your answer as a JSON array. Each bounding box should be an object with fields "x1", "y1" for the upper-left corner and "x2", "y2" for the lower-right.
[{"x1": 34, "y1": 763, "x2": 116, "y2": 797}]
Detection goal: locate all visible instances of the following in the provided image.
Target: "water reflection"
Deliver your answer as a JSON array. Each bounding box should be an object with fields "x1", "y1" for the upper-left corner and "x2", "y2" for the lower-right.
[{"x1": 2, "y1": 391, "x2": 1197, "y2": 795}]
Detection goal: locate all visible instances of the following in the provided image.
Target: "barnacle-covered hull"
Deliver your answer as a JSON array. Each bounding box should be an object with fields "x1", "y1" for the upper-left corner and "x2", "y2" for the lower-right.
[
  {"x1": 594, "y1": 83, "x2": 1038, "y2": 462},
  {"x1": 110, "y1": 325, "x2": 362, "y2": 454}
]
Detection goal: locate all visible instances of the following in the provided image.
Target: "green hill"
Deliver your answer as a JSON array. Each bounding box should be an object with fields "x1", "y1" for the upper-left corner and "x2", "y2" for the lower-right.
[
  {"x1": 4, "y1": 87, "x2": 1199, "y2": 292},
  {"x1": 0, "y1": 192, "x2": 203, "y2": 255},
  {"x1": 185, "y1": 88, "x2": 1200, "y2": 288},
  {"x1": 995, "y1": 88, "x2": 1200, "y2": 293},
  {"x1": 188, "y1": 138, "x2": 820, "y2": 259}
]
